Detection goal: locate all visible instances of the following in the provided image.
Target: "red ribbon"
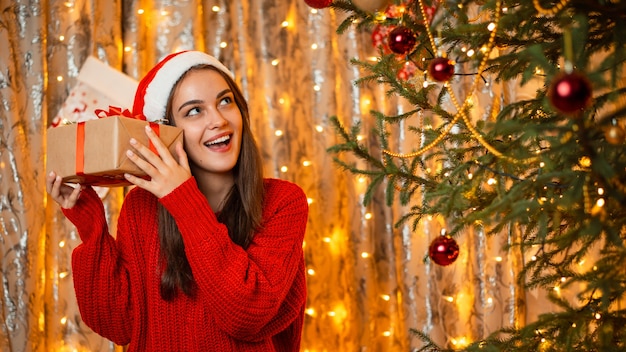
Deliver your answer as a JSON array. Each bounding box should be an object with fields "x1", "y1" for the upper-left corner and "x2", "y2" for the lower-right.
[
  {"x1": 76, "y1": 122, "x2": 86, "y2": 175},
  {"x1": 75, "y1": 106, "x2": 162, "y2": 182},
  {"x1": 94, "y1": 105, "x2": 145, "y2": 120},
  {"x1": 148, "y1": 123, "x2": 160, "y2": 153}
]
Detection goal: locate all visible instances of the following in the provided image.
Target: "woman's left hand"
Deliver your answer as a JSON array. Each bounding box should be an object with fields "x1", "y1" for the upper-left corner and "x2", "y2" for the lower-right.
[{"x1": 124, "y1": 125, "x2": 191, "y2": 198}]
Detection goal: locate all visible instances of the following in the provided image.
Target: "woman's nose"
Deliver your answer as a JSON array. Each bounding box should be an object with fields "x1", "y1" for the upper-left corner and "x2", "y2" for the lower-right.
[{"x1": 205, "y1": 111, "x2": 227, "y2": 129}]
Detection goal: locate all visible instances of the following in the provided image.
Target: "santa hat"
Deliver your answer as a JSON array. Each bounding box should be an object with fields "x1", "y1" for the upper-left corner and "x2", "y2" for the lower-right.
[{"x1": 132, "y1": 50, "x2": 235, "y2": 123}]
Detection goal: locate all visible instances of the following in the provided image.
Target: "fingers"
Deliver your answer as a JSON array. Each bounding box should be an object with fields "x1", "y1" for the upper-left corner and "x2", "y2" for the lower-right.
[
  {"x1": 48, "y1": 173, "x2": 66, "y2": 200},
  {"x1": 46, "y1": 171, "x2": 57, "y2": 195},
  {"x1": 125, "y1": 148, "x2": 156, "y2": 175},
  {"x1": 46, "y1": 171, "x2": 82, "y2": 209},
  {"x1": 127, "y1": 125, "x2": 177, "y2": 170},
  {"x1": 144, "y1": 125, "x2": 172, "y2": 159},
  {"x1": 140, "y1": 125, "x2": 177, "y2": 163},
  {"x1": 128, "y1": 137, "x2": 161, "y2": 169},
  {"x1": 66, "y1": 184, "x2": 82, "y2": 208}
]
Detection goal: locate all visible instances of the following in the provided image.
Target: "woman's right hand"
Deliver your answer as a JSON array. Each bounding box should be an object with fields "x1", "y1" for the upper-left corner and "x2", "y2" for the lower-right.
[{"x1": 46, "y1": 171, "x2": 83, "y2": 209}]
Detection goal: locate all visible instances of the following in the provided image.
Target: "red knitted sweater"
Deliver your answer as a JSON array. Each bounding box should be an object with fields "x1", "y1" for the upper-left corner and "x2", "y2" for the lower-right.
[{"x1": 62, "y1": 177, "x2": 308, "y2": 351}]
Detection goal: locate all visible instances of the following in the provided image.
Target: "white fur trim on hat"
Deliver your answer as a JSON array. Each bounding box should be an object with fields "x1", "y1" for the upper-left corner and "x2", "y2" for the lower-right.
[{"x1": 139, "y1": 51, "x2": 234, "y2": 122}]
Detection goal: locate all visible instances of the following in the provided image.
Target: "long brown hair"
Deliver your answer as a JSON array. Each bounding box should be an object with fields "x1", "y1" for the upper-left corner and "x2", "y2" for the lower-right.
[{"x1": 156, "y1": 65, "x2": 265, "y2": 301}]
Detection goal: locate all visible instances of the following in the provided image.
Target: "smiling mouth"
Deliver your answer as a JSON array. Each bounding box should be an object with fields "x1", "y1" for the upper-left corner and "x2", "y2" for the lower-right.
[{"x1": 205, "y1": 134, "x2": 232, "y2": 148}]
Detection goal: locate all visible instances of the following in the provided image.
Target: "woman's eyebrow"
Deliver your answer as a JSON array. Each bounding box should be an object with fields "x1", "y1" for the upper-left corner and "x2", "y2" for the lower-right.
[
  {"x1": 177, "y1": 89, "x2": 232, "y2": 112},
  {"x1": 216, "y1": 88, "x2": 232, "y2": 99},
  {"x1": 177, "y1": 99, "x2": 204, "y2": 112}
]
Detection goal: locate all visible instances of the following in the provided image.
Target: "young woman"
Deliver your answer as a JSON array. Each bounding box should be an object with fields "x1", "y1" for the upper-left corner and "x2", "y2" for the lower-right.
[{"x1": 46, "y1": 51, "x2": 309, "y2": 351}]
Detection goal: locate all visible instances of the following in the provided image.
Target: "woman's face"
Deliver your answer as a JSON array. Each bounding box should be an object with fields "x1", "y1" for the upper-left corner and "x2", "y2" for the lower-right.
[{"x1": 170, "y1": 69, "x2": 243, "y2": 177}]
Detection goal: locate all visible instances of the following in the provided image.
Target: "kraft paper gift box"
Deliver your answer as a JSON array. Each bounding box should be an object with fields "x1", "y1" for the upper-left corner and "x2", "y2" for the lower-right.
[{"x1": 46, "y1": 111, "x2": 183, "y2": 187}]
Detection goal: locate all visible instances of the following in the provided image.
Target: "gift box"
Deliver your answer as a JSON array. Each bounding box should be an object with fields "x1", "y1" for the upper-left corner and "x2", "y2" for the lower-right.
[{"x1": 46, "y1": 113, "x2": 183, "y2": 187}]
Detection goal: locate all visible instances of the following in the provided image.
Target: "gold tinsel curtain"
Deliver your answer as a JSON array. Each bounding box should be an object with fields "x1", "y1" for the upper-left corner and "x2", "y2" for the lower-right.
[{"x1": 0, "y1": 0, "x2": 558, "y2": 351}]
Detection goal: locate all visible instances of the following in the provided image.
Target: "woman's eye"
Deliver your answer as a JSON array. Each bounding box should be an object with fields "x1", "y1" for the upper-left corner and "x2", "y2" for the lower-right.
[
  {"x1": 219, "y1": 96, "x2": 233, "y2": 106},
  {"x1": 186, "y1": 107, "x2": 201, "y2": 116}
]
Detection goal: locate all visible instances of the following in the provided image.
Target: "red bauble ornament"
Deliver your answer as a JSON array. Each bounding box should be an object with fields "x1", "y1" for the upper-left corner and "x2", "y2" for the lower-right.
[
  {"x1": 388, "y1": 26, "x2": 417, "y2": 55},
  {"x1": 428, "y1": 235, "x2": 459, "y2": 266},
  {"x1": 548, "y1": 71, "x2": 593, "y2": 115},
  {"x1": 428, "y1": 57, "x2": 455, "y2": 82},
  {"x1": 304, "y1": 0, "x2": 333, "y2": 9}
]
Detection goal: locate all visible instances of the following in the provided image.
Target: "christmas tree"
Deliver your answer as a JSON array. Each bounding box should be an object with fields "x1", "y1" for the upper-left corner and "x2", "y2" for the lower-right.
[{"x1": 307, "y1": 0, "x2": 626, "y2": 350}]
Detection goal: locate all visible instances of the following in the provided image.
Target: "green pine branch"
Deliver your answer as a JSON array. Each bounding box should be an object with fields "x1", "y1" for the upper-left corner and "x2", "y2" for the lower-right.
[{"x1": 326, "y1": 0, "x2": 626, "y2": 350}]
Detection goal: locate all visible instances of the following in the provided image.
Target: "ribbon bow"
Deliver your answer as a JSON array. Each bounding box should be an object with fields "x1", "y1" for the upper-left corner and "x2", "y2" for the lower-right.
[{"x1": 94, "y1": 105, "x2": 146, "y2": 120}]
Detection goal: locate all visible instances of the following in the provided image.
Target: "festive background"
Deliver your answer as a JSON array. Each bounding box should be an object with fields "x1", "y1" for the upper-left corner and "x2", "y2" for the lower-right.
[{"x1": 1, "y1": 0, "x2": 624, "y2": 351}]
